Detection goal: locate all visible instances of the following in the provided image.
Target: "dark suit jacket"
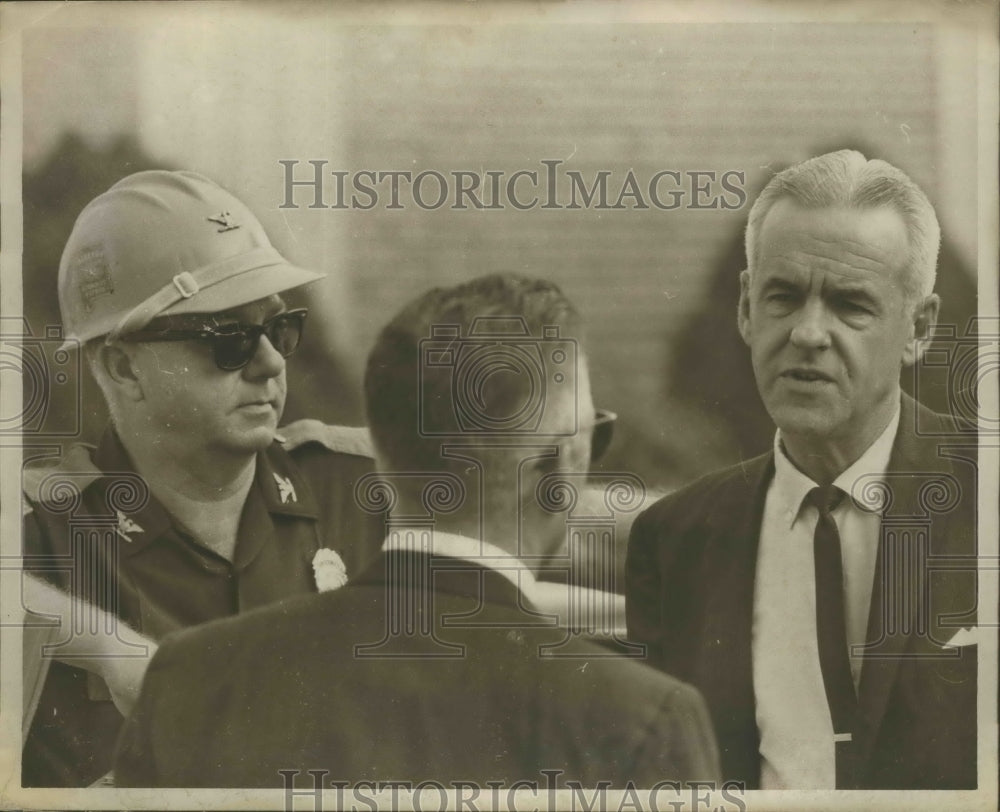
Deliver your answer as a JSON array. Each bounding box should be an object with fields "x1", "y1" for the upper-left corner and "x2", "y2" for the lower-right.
[
  {"x1": 115, "y1": 549, "x2": 721, "y2": 788},
  {"x1": 626, "y1": 395, "x2": 977, "y2": 789}
]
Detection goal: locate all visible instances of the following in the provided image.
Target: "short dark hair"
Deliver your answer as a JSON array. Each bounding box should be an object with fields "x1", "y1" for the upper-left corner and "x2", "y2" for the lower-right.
[{"x1": 364, "y1": 274, "x2": 583, "y2": 472}]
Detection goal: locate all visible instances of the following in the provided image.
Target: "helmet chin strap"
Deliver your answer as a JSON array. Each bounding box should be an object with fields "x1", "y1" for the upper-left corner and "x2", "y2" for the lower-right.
[{"x1": 106, "y1": 247, "x2": 286, "y2": 342}]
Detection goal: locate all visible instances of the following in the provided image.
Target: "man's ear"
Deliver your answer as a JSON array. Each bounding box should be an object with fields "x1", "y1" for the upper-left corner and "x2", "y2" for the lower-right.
[
  {"x1": 737, "y1": 269, "x2": 753, "y2": 347},
  {"x1": 94, "y1": 342, "x2": 146, "y2": 403},
  {"x1": 902, "y1": 292, "x2": 941, "y2": 367}
]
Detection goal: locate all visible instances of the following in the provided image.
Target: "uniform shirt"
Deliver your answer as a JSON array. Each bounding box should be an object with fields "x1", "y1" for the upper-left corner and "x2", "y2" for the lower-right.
[
  {"x1": 22, "y1": 422, "x2": 382, "y2": 787},
  {"x1": 753, "y1": 407, "x2": 898, "y2": 789}
]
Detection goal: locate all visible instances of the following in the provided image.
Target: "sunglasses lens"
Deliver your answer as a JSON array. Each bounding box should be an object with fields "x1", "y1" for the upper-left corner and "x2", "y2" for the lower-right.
[
  {"x1": 209, "y1": 310, "x2": 307, "y2": 371},
  {"x1": 266, "y1": 311, "x2": 305, "y2": 357},
  {"x1": 212, "y1": 331, "x2": 258, "y2": 370}
]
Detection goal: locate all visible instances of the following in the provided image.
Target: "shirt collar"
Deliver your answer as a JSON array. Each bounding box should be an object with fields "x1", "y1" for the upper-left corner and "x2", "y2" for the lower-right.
[
  {"x1": 92, "y1": 427, "x2": 318, "y2": 557},
  {"x1": 97, "y1": 426, "x2": 317, "y2": 516},
  {"x1": 772, "y1": 404, "x2": 900, "y2": 528},
  {"x1": 93, "y1": 426, "x2": 174, "y2": 549},
  {"x1": 382, "y1": 529, "x2": 536, "y2": 592},
  {"x1": 833, "y1": 406, "x2": 899, "y2": 511}
]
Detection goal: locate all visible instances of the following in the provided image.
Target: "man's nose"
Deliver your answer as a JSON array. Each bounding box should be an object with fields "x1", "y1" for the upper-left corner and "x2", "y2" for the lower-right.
[
  {"x1": 244, "y1": 334, "x2": 286, "y2": 379},
  {"x1": 789, "y1": 299, "x2": 831, "y2": 350}
]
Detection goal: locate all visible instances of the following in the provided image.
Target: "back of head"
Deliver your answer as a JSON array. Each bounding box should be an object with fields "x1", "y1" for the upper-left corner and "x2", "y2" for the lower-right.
[
  {"x1": 745, "y1": 149, "x2": 940, "y2": 301},
  {"x1": 365, "y1": 273, "x2": 585, "y2": 474},
  {"x1": 59, "y1": 170, "x2": 323, "y2": 347}
]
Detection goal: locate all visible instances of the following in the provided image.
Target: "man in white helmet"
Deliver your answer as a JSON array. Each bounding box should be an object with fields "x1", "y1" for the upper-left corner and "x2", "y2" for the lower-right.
[{"x1": 22, "y1": 170, "x2": 383, "y2": 786}]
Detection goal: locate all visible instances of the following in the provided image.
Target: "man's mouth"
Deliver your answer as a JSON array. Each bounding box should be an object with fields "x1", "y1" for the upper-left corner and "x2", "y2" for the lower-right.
[{"x1": 782, "y1": 368, "x2": 833, "y2": 383}]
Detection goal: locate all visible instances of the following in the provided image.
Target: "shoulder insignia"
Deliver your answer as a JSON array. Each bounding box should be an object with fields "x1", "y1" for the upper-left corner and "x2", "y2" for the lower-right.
[
  {"x1": 278, "y1": 419, "x2": 374, "y2": 459},
  {"x1": 115, "y1": 510, "x2": 145, "y2": 542},
  {"x1": 22, "y1": 444, "x2": 102, "y2": 506}
]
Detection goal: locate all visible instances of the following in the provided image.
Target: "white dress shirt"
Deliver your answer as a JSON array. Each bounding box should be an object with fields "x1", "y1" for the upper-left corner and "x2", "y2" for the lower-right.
[
  {"x1": 382, "y1": 528, "x2": 537, "y2": 593},
  {"x1": 754, "y1": 407, "x2": 899, "y2": 789},
  {"x1": 382, "y1": 529, "x2": 622, "y2": 629}
]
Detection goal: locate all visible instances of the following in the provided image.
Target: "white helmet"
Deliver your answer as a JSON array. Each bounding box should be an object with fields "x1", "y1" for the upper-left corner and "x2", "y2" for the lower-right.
[{"x1": 57, "y1": 170, "x2": 324, "y2": 348}]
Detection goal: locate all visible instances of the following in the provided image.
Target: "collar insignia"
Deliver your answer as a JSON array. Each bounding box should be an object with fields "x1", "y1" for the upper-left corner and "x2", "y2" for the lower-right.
[
  {"x1": 116, "y1": 510, "x2": 144, "y2": 542},
  {"x1": 273, "y1": 473, "x2": 297, "y2": 504},
  {"x1": 207, "y1": 211, "x2": 240, "y2": 232}
]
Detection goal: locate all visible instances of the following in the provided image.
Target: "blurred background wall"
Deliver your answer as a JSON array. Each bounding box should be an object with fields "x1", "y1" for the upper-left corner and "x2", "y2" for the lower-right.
[{"x1": 19, "y1": 5, "x2": 981, "y2": 491}]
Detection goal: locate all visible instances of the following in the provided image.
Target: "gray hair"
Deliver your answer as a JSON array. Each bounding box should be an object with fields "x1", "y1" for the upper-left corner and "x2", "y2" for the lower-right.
[{"x1": 745, "y1": 150, "x2": 940, "y2": 301}]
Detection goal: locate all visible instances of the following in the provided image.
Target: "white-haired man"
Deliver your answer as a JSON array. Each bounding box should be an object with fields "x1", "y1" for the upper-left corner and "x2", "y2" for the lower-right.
[{"x1": 627, "y1": 150, "x2": 977, "y2": 789}]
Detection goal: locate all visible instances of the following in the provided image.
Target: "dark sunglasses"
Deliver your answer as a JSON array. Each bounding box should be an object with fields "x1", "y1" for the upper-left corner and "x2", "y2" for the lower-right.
[
  {"x1": 125, "y1": 308, "x2": 308, "y2": 371},
  {"x1": 590, "y1": 409, "x2": 617, "y2": 463}
]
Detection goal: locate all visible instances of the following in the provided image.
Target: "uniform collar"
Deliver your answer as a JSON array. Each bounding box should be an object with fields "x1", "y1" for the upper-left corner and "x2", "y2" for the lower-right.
[
  {"x1": 91, "y1": 427, "x2": 175, "y2": 555},
  {"x1": 93, "y1": 427, "x2": 318, "y2": 557},
  {"x1": 229, "y1": 440, "x2": 317, "y2": 572}
]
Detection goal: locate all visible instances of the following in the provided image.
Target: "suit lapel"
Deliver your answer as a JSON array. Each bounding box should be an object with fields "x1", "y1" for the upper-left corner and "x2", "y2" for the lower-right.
[
  {"x1": 694, "y1": 453, "x2": 774, "y2": 787},
  {"x1": 854, "y1": 395, "x2": 952, "y2": 768}
]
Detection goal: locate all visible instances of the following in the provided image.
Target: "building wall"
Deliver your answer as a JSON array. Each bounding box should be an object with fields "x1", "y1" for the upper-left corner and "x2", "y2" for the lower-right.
[{"x1": 20, "y1": 13, "x2": 979, "y2": 486}]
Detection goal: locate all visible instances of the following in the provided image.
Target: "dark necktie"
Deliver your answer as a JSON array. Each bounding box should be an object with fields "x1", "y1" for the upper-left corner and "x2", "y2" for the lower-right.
[{"x1": 807, "y1": 485, "x2": 857, "y2": 788}]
